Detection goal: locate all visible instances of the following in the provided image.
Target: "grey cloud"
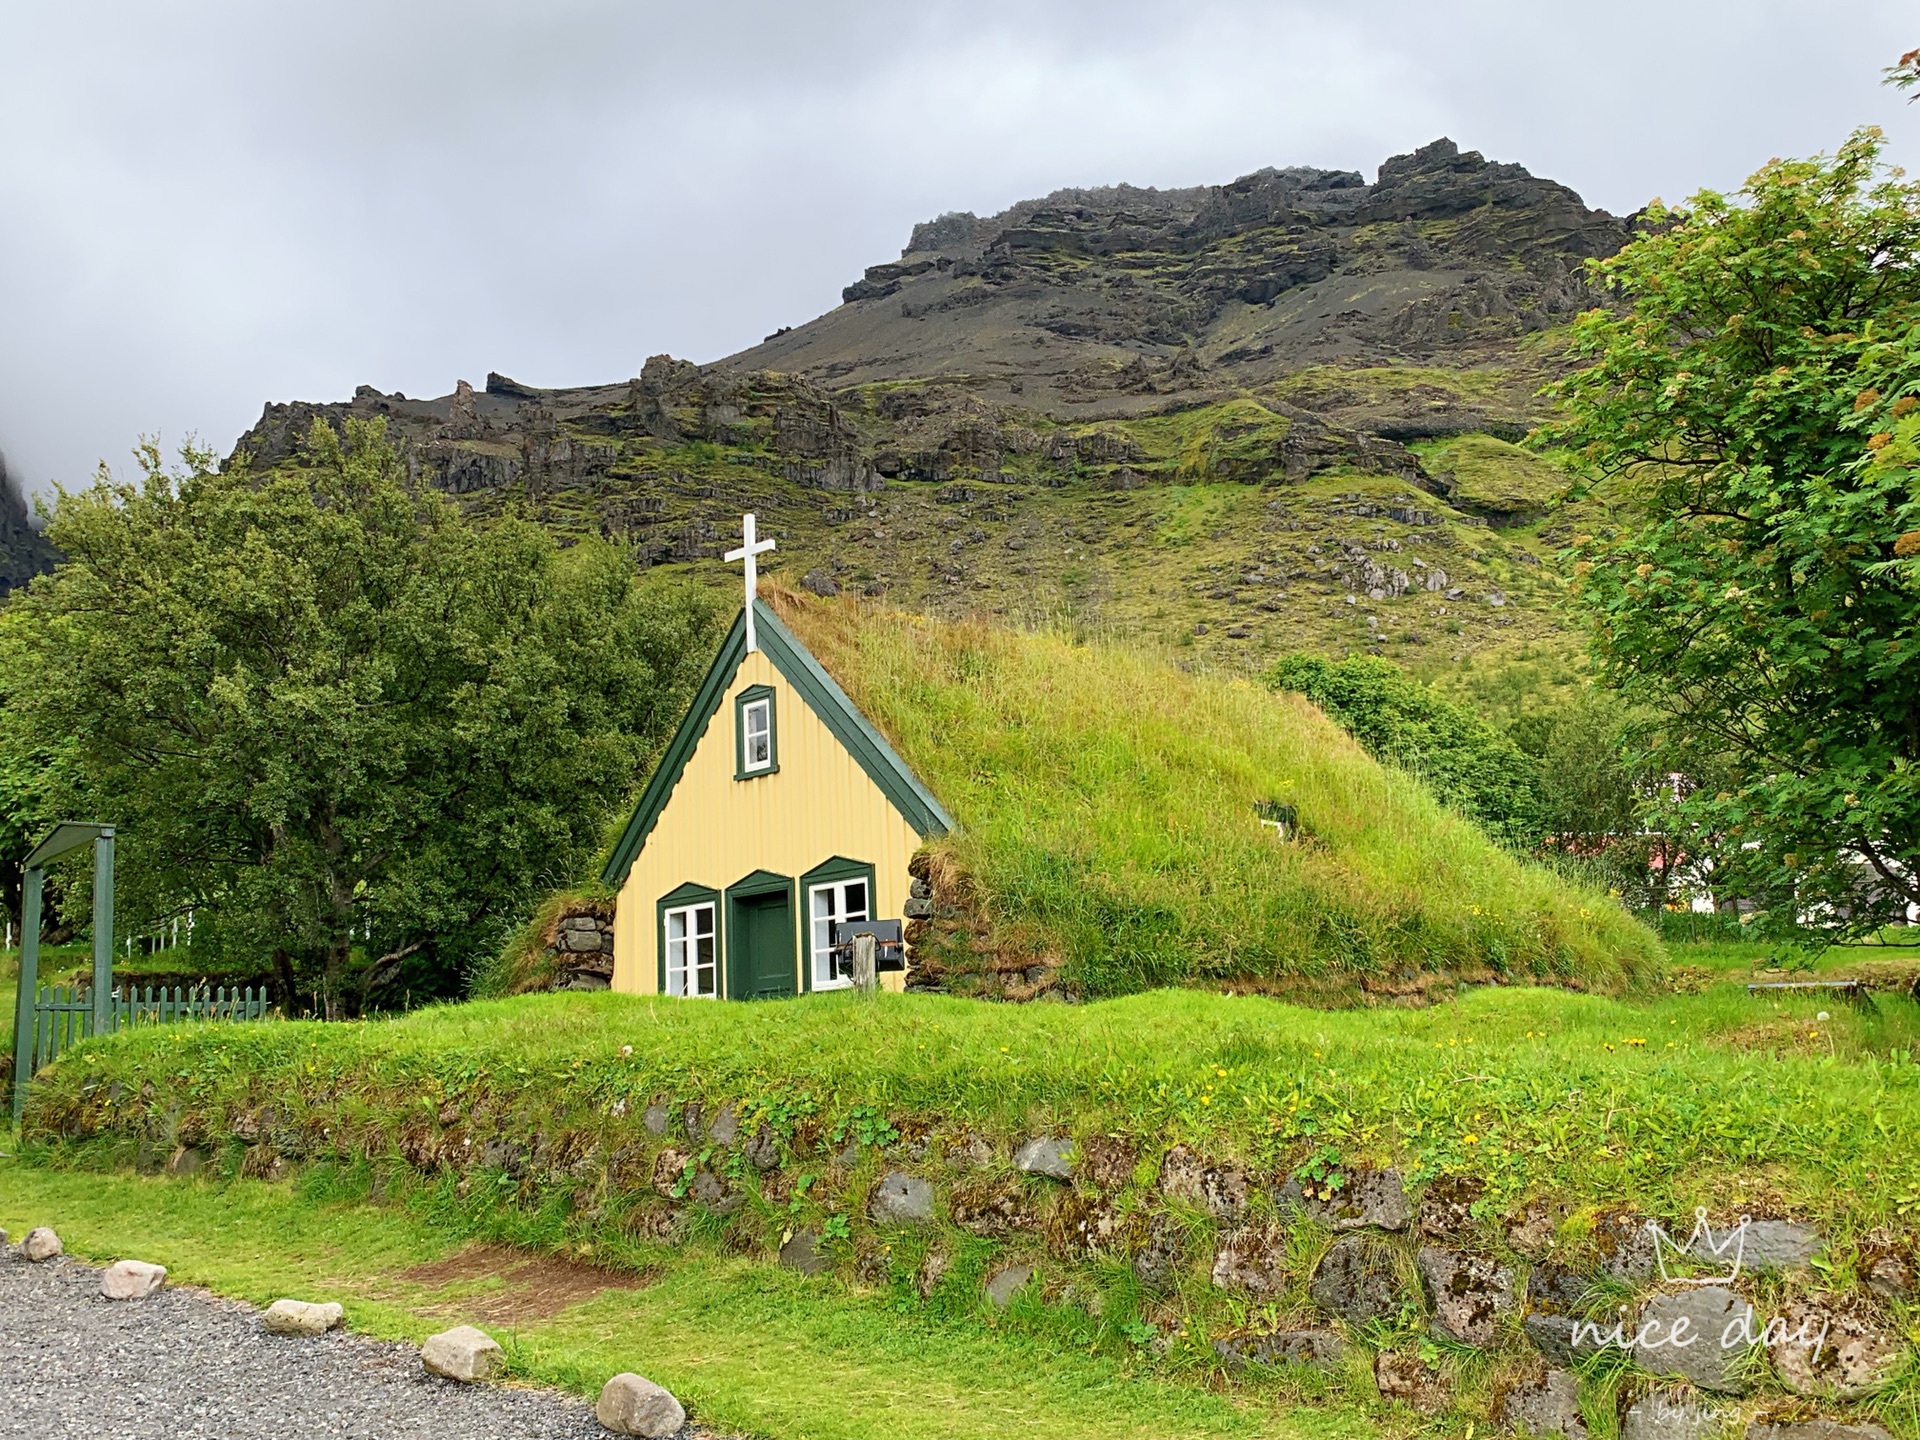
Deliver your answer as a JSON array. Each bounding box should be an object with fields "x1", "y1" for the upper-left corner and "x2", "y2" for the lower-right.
[{"x1": 1, "y1": 1, "x2": 1912, "y2": 499}]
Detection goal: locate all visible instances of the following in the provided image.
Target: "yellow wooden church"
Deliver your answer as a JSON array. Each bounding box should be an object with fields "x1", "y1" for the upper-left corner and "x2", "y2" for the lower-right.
[{"x1": 601, "y1": 516, "x2": 953, "y2": 999}]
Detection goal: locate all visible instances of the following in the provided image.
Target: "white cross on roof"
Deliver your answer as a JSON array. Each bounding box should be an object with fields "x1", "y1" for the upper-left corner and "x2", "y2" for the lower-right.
[{"x1": 724, "y1": 512, "x2": 777, "y2": 652}]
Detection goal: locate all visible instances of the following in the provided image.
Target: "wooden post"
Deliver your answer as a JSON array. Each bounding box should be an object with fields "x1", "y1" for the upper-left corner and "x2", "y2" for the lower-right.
[
  {"x1": 851, "y1": 932, "x2": 878, "y2": 994},
  {"x1": 90, "y1": 829, "x2": 115, "y2": 1037},
  {"x1": 11, "y1": 866, "x2": 43, "y2": 1124}
]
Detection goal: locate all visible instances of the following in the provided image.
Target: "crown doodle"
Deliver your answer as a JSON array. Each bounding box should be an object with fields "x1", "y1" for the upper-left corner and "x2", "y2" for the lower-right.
[{"x1": 1645, "y1": 1208, "x2": 1749, "y2": 1285}]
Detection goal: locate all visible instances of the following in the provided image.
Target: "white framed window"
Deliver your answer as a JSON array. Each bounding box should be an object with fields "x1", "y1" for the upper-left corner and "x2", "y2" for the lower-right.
[
  {"x1": 664, "y1": 902, "x2": 718, "y2": 998},
  {"x1": 741, "y1": 697, "x2": 772, "y2": 773},
  {"x1": 809, "y1": 877, "x2": 870, "y2": 989}
]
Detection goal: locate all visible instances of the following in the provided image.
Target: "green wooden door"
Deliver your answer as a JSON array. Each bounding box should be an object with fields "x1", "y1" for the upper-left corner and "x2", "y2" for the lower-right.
[{"x1": 731, "y1": 889, "x2": 796, "y2": 1000}]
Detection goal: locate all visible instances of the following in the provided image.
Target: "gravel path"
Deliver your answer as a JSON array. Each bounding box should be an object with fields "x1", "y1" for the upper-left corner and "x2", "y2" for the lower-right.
[{"x1": 0, "y1": 1248, "x2": 621, "y2": 1439}]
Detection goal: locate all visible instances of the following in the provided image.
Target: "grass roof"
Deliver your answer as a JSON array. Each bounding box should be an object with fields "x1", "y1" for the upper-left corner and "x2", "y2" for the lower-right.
[{"x1": 768, "y1": 591, "x2": 1662, "y2": 1001}]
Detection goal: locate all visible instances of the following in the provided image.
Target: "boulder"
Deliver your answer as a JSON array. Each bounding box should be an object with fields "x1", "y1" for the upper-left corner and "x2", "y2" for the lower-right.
[
  {"x1": 595, "y1": 1373, "x2": 686, "y2": 1438},
  {"x1": 1527, "y1": 1263, "x2": 1592, "y2": 1314},
  {"x1": 1634, "y1": 1287, "x2": 1753, "y2": 1394},
  {"x1": 778, "y1": 1230, "x2": 831, "y2": 1277},
  {"x1": 1745, "y1": 1425, "x2": 1892, "y2": 1440},
  {"x1": 1620, "y1": 1397, "x2": 1735, "y2": 1440},
  {"x1": 1076, "y1": 1135, "x2": 1138, "y2": 1189},
  {"x1": 1210, "y1": 1223, "x2": 1290, "y2": 1296},
  {"x1": 1157, "y1": 1144, "x2": 1248, "y2": 1222},
  {"x1": 262, "y1": 1299, "x2": 345, "y2": 1336},
  {"x1": 1013, "y1": 1136, "x2": 1073, "y2": 1181},
  {"x1": 420, "y1": 1325, "x2": 503, "y2": 1382},
  {"x1": 642, "y1": 1099, "x2": 670, "y2": 1136},
  {"x1": 166, "y1": 1146, "x2": 207, "y2": 1177},
  {"x1": 1214, "y1": 1328, "x2": 1348, "y2": 1370},
  {"x1": 706, "y1": 1103, "x2": 740, "y2": 1146},
  {"x1": 101, "y1": 1260, "x2": 167, "y2": 1300},
  {"x1": 1596, "y1": 1211, "x2": 1659, "y2": 1282},
  {"x1": 20, "y1": 1227, "x2": 62, "y2": 1262},
  {"x1": 984, "y1": 1264, "x2": 1034, "y2": 1309},
  {"x1": 1769, "y1": 1299, "x2": 1903, "y2": 1399},
  {"x1": 868, "y1": 1171, "x2": 936, "y2": 1226},
  {"x1": 742, "y1": 1125, "x2": 781, "y2": 1171},
  {"x1": 1310, "y1": 1235, "x2": 1405, "y2": 1327},
  {"x1": 1278, "y1": 1166, "x2": 1410, "y2": 1231},
  {"x1": 1373, "y1": 1351, "x2": 1448, "y2": 1412},
  {"x1": 1523, "y1": 1313, "x2": 1617, "y2": 1365},
  {"x1": 1133, "y1": 1212, "x2": 1183, "y2": 1291},
  {"x1": 1693, "y1": 1218, "x2": 1821, "y2": 1274},
  {"x1": 1417, "y1": 1245, "x2": 1514, "y2": 1347},
  {"x1": 1500, "y1": 1368, "x2": 1587, "y2": 1439}
]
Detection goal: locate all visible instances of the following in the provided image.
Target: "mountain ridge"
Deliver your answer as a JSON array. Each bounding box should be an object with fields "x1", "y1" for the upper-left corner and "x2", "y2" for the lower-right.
[{"x1": 218, "y1": 137, "x2": 1627, "y2": 669}]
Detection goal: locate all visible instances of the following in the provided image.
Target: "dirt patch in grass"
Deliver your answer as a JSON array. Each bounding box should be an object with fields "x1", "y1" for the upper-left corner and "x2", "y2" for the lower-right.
[{"x1": 398, "y1": 1243, "x2": 655, "y2": 1322}]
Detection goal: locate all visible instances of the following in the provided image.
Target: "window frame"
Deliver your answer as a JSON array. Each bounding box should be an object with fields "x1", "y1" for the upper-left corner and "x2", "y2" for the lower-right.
[
  {"x1": 734, "y1": 684, "x2": 779, "y2": 779},
  {"x1": 799, "y1": 856, "x2": 877, "y2": 992},
  {"x1": 656, "y1": 883, "x2": 721, "y2": 998}
]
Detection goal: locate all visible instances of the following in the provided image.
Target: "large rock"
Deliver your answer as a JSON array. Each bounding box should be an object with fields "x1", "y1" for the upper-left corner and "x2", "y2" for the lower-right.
[
  {"x1": 1745, "y1": 1424, "x2": 1893, "y2": 1440},
  {"x1": 1527, "y1": 1263, "x2": 1593, "y2": 1314},
  {"x1": 1013, "y1": 1136, "x2": 1073, "y2": 1181},
  {"x1": 1596, "y1": 1211, "x2": 1659, "y2": 1282},
  {"x1": 1499, "y1": 1368, "x2": 1587, "y2": 1440},
  {"x1": 1524, "y1": 1313, "x2": 1616, "y2": 1366},
  {"x1": 742, "y1": 1125, "x2": 781, "y2": 1171},
  {"x1": 1695, "y1": 1219, "x2": 1821, "y2": 1274},
  {"x1": 20, "y1": 1227, "x2": 62, "y2": 1262},
  {"x1": 1210, "y1": 1223, "x2": 1290, "y2": 1296},
  {"x1": 984, "y1": 1264, "x2": 1034, "y2": 1309},
  {"x1": 1620, "y1": 1397, "x2": 1737, "y2": 1440},
  {"x1": 706, "y1": 1103, "x2": 740, "y2": 1145},
  {"x1": 1310, "y1": 1235, "x2": 1405, "y2": 1327},
  {"x1": 868, "y1": 1171, "x2": 936, "y2": 1226},
  {"x1": 778, "y1": 1230, "x2": 831, "y2": 1276},
  {"x1": 1417, "y1": 1174, "x2": 1485, "y2": 1241},
  {"x1": 1277, "y1": 1166, "x2": 1410, "y2": 1231},
  {"x1": 1634, "y1": 1287, "x2": 1753, "y2": 1394},
  {"x1": 1865, "y1": 1253, "x2": 1913, "y2": 1300},
  {"x1": 101, "y1": 1260, "x2": 167, "y2": 1300},
  {"x1": 1769, "y1": 1299, "x2": 1903, "y2": 1399},
  {"x1": 421, "y1": 1325, "x2": 503, "y2": 1382},
  {"x1": 1417, "y1": 1245, "x2": 1514, "y2": 1347},
  {"x1": 262, "y1": 1299, "x2": 345, "y2": 1336},
  {"x1": 596, "y1": 1373, "x2": 686, "y2": 1438},
  {"x1": 1214, "y1": 1328, "x2": 1348, "y2": 1370},
  {"x1": 1133, "y1": 1211, "x2": 1183, "y2": 1291},
  {"x1": 1157, "y1": 1145, "x2": 1248, "y2": 1222}
]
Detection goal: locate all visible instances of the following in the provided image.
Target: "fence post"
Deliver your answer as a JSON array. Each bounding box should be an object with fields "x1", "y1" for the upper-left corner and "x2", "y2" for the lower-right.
[
  {"x1": 11, "y1": 866, "x2": 44, "y2": 1124},
  {"x1": 90, "y1": 829, "x2": 115, "y2": 1038}
]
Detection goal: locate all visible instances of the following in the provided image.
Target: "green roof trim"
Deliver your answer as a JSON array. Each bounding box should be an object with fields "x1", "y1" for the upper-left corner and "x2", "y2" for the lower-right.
[{"x1": 601, "y1": 599, "x2": 953, "y2": 890}]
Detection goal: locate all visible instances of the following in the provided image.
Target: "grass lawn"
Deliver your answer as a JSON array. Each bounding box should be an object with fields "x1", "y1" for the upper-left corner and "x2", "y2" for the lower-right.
[
  {"x1": 0, "y1": 1159, "x2": 1364, "y2": 1440},
  {"x1": 12, "y1": 963, "x2": 1920, "y2": 1439}
]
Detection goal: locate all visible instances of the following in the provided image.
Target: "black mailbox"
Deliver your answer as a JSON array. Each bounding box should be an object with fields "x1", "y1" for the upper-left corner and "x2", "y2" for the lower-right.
[{"x1": 830, "y1": 918, "x2": 907, "y2": 973}]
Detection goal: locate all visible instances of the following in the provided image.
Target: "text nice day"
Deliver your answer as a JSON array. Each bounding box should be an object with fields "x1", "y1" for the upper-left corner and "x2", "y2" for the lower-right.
[{"x1": 1575, "y1": 1308, "x2": 1832, "y2": 1363}]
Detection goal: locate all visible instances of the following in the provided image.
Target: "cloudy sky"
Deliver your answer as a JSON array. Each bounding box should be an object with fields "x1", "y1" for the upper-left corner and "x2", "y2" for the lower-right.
[{"x1": 2, "y1": 1, "x2": 1913, "y2": 498}]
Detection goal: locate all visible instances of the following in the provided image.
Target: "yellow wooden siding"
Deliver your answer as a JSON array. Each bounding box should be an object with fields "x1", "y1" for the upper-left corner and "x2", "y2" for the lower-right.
[{"x1": 613, "y1": 649, "x2": 922, "y2": 997}]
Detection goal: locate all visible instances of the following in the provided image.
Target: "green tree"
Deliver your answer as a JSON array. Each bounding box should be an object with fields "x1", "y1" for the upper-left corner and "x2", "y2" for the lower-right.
[
  {"x1": 0, "y1": 421, "x2": 717, "y2": 1010},
  {"x1": 1266, "y1": 653, "x2": 1543, "y2": 845},
  {"x1": 1551, "y1": 130, "x2": 1920, "y2": 933}
]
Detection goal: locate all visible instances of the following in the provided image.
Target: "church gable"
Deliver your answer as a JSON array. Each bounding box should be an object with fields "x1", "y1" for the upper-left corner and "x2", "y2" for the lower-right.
[{"x1": 601, "y1": 597, "x2": 951, "y2": 891}]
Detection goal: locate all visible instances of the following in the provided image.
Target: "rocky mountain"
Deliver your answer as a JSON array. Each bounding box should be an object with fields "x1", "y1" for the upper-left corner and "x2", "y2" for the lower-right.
[
  {"x1": 228, "y1": 139, "x2": 1636, "y2": 670},
  {"x1": 0, "y1": 453, "x2": 58, "y2": 597}
]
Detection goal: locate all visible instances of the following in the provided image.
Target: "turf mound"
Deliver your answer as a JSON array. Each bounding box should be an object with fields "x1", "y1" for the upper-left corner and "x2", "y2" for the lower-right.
[{"x1": 768, "y1": 593, "x2": 1661, "y2": 1000}]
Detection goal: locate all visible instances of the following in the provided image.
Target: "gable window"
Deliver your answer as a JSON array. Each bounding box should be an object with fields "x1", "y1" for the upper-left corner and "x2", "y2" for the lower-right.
[
  {"x1": 663, "y1": 900, "x2": 718, "y2": 998},
  {"x1": 808, "y1": 875, "x2": 870, "y2": 989},
  {"x1": 735, "y1": 685, "x2": 778, "y2": 778}
]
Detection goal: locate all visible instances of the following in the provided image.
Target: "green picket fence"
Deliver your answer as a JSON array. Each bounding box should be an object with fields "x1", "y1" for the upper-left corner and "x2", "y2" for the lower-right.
[{"x1": 27, "y1": 983, "x2": 273, "y2": 1073}]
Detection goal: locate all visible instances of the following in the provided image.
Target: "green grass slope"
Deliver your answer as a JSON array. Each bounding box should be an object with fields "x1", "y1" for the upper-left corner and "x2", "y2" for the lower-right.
[{"x1": 774, "y1": 593, "x2": 1660, "y2": 1000}]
